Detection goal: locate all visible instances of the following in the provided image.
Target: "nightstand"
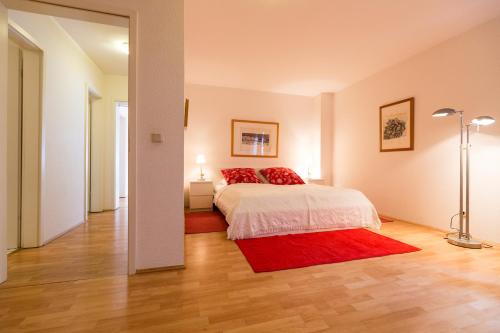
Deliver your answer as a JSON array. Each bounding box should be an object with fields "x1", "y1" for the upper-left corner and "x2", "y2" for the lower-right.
[
  {"x1": 307, "y1": 178, "x2": 326, "y2": 185},
  {"x1": 189, "y1": 180, "x2": 214, "y2": 211}
]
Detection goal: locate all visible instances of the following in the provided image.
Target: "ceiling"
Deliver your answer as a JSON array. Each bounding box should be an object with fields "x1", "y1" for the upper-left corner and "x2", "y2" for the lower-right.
[
  {"x1": 55, "y1": 16, "x2": 128, "y2": 76},
  {"x1": 185, "y1": 0, "x2": 500, "y2": 96}
]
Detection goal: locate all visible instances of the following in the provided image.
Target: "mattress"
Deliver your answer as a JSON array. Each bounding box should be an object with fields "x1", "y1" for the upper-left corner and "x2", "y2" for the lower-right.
[{"x1": 214, "y1": 183, "x2": 381, "y2": 240}]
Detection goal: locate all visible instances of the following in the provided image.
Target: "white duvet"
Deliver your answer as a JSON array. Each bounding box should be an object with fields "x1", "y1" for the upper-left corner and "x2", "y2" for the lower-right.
[{"x1": 214, "y1": 183, "x2": 381, "y2": 240}]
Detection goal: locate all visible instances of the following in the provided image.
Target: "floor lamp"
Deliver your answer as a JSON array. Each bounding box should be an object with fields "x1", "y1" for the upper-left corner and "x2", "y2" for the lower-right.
[{"x1": 432, "y1": 109, "x2": 495, "y2": 249}]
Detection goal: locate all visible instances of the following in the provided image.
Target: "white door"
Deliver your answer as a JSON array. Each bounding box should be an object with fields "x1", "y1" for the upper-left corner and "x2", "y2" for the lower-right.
[
  {"x1": 1, "y1": 0, "x2": 9, "y2": 283},
  {"x1": 5, "y1": 27, "x2": 42, "y2": 250},
  {"x1": 6, "y1": 39, "x2": 22, "y2": 251},
  {"x1": 19, "y1": 48, "x2": 41, "y2": 248},
  {"x1": 118, "y1": 103, "x2": 128, "y2": 198}
]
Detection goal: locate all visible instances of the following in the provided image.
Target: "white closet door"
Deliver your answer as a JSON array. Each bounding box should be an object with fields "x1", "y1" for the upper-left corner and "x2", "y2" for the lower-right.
[
  {"x1": 6, "y1": 40, "x2": 21, "y2": 250},
  {"x1": 20, "y1": 48, "x2": 41, "y2": 248}
]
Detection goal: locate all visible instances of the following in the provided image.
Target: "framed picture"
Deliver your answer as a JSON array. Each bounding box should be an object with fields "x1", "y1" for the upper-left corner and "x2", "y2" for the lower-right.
[
  {"x1": 231, "y1": 119, "x2": 279, "y2": 158},
  {"x1": 184, "y1": 98, "x2": 189, "y2": 128},
  {"x1": 379, "y1": 97, "x2": 414, "y2": 152}
]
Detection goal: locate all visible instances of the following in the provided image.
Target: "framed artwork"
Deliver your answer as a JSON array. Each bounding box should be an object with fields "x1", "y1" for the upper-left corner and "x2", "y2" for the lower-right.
[
  {"x1": 379, "y1": 97, "x2": 414, "y2": 152},
  {"x1": 231, "y1": 119, "x2": 279, "y2": 158},
  {"x1": 184, "y1": 98, "x2": 189, "y2": 128}
]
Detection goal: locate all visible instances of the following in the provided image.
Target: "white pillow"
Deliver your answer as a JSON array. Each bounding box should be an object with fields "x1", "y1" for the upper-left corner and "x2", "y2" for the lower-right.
[{"x1": 214, "y1": 178, "x2": 228, "y2": 192}]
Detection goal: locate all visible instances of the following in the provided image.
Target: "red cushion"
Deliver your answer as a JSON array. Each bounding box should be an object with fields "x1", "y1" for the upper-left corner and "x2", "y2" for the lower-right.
[
  {"x1": 260, "y1": 167, "x2": 305, "y2": 185},
  {"x1": 221, "y1": 168, "x2": 262, "y2": 185}
]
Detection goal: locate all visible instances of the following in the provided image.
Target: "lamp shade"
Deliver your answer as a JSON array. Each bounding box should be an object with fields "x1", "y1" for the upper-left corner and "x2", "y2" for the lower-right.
[
  {"x1": 432, "y1": 108, "x2": 457, "y2": 117},
  {"x1": 471, "y1": 116, "x2": 495, "y2": 126},
  {"x1": 196, "y1": 154, "x2": 206, "y2": 165}
]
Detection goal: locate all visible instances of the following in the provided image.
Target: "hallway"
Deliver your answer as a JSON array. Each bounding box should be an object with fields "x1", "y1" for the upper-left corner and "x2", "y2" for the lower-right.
[{"x1": 0, "y1": 201, "x2": 127, "y2": 289}]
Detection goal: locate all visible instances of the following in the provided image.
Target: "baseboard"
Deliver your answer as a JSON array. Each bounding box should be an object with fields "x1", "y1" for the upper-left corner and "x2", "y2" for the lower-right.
[
  {"x1": 90, "y1": 207, "x2": 119, "y2": 213},
  {"x1": 379, "y1": 213, "x2": 498, "y2": 246},
  {"x1": 136, "y1": 265, "x2": 185, "y2": 274},
  {"x1": 42, "y1": 220, "x2": 85, "y2": 246},
  {"x1": 7, "y1": 248, "x2": 20, "y2": 256}
]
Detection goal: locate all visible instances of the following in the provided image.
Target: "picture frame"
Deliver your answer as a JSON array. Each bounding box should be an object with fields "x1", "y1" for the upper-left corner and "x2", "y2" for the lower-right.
[
  {"x1": 184, "y1": 98, "x2": 189, "y2": 128},
  {"x1": 379, "y1": 97, "x2": 414, "y2": 152},
  {"x1": 231, "y1": 119, "x2": 279, "y2": 158}
]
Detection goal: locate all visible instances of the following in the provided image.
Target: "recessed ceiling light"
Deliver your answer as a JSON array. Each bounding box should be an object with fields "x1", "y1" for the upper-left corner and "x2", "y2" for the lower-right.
[{"x1": 116, "y1": 41, "x2": 129, "y2": 55}]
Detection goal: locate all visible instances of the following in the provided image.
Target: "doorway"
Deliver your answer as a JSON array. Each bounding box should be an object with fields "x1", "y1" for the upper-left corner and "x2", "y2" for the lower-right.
[
  {"x1": 1, "y1": 3, "x2": 132, "y2": 287},
  {"x1": 6, "y1": 25, "x2": 42, "y2": 253},
  {"x1": 84, "y1": 88, "x2": 103, "y2": 219},
  {"x1": 0, "y1": 0, "x2": 140, "y2": 285},
  {"x1": 116, "y1": 101, "x2": 128, "y2": 201}
]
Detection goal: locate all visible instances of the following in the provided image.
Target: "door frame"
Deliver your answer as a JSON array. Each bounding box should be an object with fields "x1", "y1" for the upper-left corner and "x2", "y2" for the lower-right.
[
  {"x1": 84, "y1": 85, "x2": 102, "y2": 220},
  {"x1": 115, "y1": 100, "x2": 128, "y2": 205},
  {"x1": 6, "y1": 35, "x2": 22, "y2": 251},
  {"x1": 0, "y1": 0, "x2": 138, "y2": 275},
  {"x1": 7, "y1": 22, "x2": 43, "y2": 249}
]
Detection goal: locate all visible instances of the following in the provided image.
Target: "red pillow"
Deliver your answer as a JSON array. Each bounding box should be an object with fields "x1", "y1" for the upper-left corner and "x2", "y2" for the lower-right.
[
  {"x1": 221, "y1": 168, "x2": 262, "y2": 185},
  {"x1": 260, "y1": 167, "x2": 305, "y2": 185}
]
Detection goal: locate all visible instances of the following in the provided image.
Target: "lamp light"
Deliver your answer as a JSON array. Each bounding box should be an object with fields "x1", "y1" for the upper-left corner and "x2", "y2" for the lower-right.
[
  {"x1": 432, "y1": 108, "x2": 457, "y2": 117},
  {"x1": 196, "y1": 154, "x2": 206, "y2": 181},
  {"x1": 116, "y1": 41, "x2": 129, "y2": 54},
  {"x1": 432, "y1": 108, "x2": 495, "y2": 249},
  {"x1": 471, "y1": 116, "x2": 495, "y2": 126}
]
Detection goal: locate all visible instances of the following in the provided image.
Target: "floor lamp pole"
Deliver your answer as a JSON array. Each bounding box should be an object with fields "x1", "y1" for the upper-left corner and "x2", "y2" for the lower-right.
[
  {"x1": 448, "y1": 121, "x2": 482, "y2": 249},
  {"x1": 465, "y1": 124, "x2": 470, "y2": 238},
  {"x1": 459, "y1": 112, "x2": 464, "y2": 239},
  {"x1": 432, "y1": 108, "x2": 495, "y2": 249}
]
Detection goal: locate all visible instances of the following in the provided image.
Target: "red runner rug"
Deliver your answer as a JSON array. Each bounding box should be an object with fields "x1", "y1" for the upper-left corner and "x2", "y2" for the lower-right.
[
  {"x1": 185, "y1": 210, "x2": 228, "y2": 234},
  {"x1": 235, "y1": 228, "x2": 420, "y2": 272}
]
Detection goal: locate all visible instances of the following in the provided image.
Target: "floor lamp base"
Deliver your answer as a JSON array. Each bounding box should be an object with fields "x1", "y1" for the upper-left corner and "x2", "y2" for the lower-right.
[{"x1": 447, "y1": 234, "x2": 482, "y2": 249}]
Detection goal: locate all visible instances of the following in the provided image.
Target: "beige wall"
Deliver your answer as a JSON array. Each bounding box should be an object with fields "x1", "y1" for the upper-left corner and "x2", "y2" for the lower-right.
[
  {"x1": 19, "y1": 47, "x2": 42, "y2": 248},
  {"x1": 0, "y1": 1, "x2": 8, "y2": 283},
  {"x1": 103, "y1": 75, "x2": 128, "y2": 210},
  {"x1": 6, "y1": 40, "x2": 20, "y2": 250},
  {"x1": 9, "y1": 10, "x2": 105, "y2": 244},
  {"x1": 184, "y1": 84, "x2": 321, "y2": 199},
  {"x1": 317, "y1": 93, "x2": 334, "y2": 185},
  {"x1": 0, "y1": 0, "x2": 184, "y2": 280},
  {"x1": 9, "y1": 16, "x2": 129, "y2": 247},
  {"x1": 128, "y1": 0, "x2": 184, "y2": 270},
  {"x1": 333, "y1": 16, "x2": 500, "y2": 243},
  {"x1": 118, "y1": 110, "x2": 128, "y2": 198}
]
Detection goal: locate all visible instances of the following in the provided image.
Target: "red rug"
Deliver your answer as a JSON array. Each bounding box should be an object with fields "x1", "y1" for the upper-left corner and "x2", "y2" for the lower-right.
[
  {"x1": 185, "y1": 210, "x2": 228, "y2": 234},
  {"x1": 235, "y1": 229, "x2": 420, "y2": 272}
]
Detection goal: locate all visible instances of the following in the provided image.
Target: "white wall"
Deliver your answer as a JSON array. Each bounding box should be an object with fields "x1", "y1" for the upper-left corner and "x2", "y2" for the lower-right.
[
  {"x1": 118, "y1": 107, "x2": 128, "y2": 198},
  {"x1": 4, "y1": 0, "x2": 185, "y2": 272},
  {"x1": 184, "y1": 84, "x2": 321, "y2": 199},
  {"x1": 8, "y1": 10, "x2": 105, "y2": 243},
  {"x1": 20, "y1": 47, "x2": 42, "y2": 248},
  {"x1": 6, "y1": 40, "x2": 20, "y2": 250},
  {"x1": 333, "y1": 16, "x2": 500, "y2": 243},
  {"x1": 0, "y1": 1, "x2": 8, "y2": 283},
  {"x1": 129, "y1": 0, "x2": 184, "y2": 270},
  {"x1": 103, "y1": 75, "x2": 128, "y2": 210},
  {"x1": 316, "y1": 93, "x2": 334, "y2": 185},
  {"x1": 89, "y1": 92, "x2": 105, "y2": 213}
]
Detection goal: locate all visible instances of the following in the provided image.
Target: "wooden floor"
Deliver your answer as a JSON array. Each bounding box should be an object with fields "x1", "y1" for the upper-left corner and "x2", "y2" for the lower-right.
[
  {"x1": 1, "y1": 209, "x2": 500, "y2": 332},
  {"x1": 1, "y1": 202, "x2": 128, "y2": 289}
]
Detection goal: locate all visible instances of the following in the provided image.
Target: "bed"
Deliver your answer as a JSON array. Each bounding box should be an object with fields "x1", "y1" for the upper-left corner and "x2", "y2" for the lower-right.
[{"x1": 214, "y1": 182, "x2": 381, "y2": 240}]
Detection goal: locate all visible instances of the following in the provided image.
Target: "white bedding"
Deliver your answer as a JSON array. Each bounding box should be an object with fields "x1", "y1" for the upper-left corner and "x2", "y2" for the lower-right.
[{"x1": 214, "y1": 183, "x2": 381, "y2": 240}]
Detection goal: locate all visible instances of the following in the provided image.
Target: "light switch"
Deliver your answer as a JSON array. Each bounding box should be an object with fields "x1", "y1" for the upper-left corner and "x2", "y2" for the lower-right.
[{"x1": 151, "y1": 133, "x2": 163, "y2": 143}]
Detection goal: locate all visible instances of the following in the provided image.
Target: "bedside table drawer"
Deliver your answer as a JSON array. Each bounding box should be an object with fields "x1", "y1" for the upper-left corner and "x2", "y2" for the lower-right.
[
  {"x1": 190, "y1": 195, "x2": 213, "y2": 210},
  {"x1": 190, "y1": 182, "x2": 214, "y2": 196}
]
